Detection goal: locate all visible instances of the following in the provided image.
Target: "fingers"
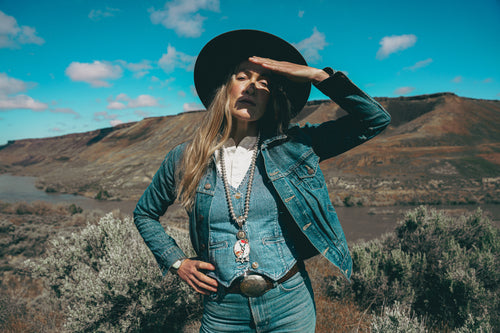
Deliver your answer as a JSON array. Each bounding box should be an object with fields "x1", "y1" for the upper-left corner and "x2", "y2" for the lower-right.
[
  {"x1": 177, "y1": 259, "x2": 218, "y2": 295},
  {"x1": 249, "y1": 56, "x2": 298, "y2": 74},
  {"x1": 248, "y1": 56, "x2": 324, "y2": 83}
]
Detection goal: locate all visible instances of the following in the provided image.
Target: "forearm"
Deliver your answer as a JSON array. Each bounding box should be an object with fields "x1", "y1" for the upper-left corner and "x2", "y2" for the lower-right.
[
  {"x1": 134, "y1": 207, "x2": 187, "y2": 275},
  {"x1": 299, "y1": 71, "x2": 391, "y2": 160},
  {"x1": 315, "y1": 70, "x2": 391, "y2": 133},
  {"x1": 133, "y1": 146, "x2": 188, "y2": 275}
]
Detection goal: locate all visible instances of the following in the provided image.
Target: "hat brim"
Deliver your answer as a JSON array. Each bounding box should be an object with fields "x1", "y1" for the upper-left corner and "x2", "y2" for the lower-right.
[{"x1": 194, "y1": 30, "x2": 311, "y2": 115}]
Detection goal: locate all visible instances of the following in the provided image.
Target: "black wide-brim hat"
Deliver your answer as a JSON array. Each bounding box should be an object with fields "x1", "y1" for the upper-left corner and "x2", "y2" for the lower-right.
[{"x1": 194, "y1": 29, "x2": 311, "y2": 115}]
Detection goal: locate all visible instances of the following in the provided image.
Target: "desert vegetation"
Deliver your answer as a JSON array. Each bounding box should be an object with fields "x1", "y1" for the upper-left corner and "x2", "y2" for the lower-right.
[{"x1": 0, "y1": 203, "x2": 498, "y2": 332}]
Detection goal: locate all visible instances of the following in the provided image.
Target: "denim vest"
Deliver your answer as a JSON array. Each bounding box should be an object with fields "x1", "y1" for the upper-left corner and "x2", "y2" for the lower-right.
[
  {"x1": 134, "y1": 71, "x2": 391, "y2": 282},
  {"x1": 202, "y1": 155, "x2": 298, "y2": 287}
]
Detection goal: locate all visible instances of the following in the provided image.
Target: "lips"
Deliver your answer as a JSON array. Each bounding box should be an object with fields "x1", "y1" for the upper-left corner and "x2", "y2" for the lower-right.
[{"x1": 237, "y1": 98, "x2": 256, "y2": 106}]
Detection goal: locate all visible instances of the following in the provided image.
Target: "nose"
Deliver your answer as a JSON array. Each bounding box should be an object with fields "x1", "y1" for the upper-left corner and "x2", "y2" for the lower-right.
[{"x1": 243, "y1": 81, "x2": 256, "y2": 95}]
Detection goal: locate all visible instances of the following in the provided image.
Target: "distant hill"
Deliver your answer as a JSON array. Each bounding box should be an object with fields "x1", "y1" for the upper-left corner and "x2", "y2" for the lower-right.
[{"x1": 1, "y1": 93, "x2": 499, "y2": 206}]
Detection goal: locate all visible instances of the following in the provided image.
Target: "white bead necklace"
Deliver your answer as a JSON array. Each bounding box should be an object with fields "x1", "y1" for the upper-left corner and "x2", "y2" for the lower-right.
[{"x1": 219, "y1": 135, "x2": 260, "y2": 263}]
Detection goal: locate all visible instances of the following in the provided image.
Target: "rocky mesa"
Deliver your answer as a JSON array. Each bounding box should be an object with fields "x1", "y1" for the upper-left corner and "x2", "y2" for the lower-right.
[{"x1": 1, "y1": 92, "x2": 499, "y2": 206}]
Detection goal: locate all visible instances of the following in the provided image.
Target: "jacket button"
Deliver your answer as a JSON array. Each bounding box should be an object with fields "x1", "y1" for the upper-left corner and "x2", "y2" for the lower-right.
[
  {"x1": 204, "y1": 183, "x2": 211, "y2": 190},
  {"x1": 251, "y1": 262, "x2": 259, "y2": 269},
  {"x1": 200, "y1": 244, "x2": 206, "y2": 250},
  {"x1": 306, "y1": 166, "x2": 314, "y2": 175}
]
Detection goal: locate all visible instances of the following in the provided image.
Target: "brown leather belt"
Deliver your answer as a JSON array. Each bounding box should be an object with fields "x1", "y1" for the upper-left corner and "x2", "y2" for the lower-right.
[{"x1": 226, "y1": 263, "x2": 300, "y2": 297}]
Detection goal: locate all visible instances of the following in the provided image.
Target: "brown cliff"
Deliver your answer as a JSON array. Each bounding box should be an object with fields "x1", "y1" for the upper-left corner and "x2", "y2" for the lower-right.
[{"x1": 1, "y1": 93, "x2": 499, "y2": 206}]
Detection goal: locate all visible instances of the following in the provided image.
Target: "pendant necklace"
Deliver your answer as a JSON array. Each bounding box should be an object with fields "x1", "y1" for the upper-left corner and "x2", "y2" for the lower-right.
[{"x1": 219, "y1": 135, "x2": 259, "y2": 263}]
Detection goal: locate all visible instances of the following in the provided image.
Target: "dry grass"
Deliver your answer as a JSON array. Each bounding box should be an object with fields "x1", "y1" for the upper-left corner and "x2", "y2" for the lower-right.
[
  {"x1": 315, "y1": 296, "x2": 371, "y2": 333},
  {"x1": 306, "y1": 256, "x2": 372, "y2": 332},
  {"x1": 0, "y1": 201, "x2": 124, "y2": 332}
]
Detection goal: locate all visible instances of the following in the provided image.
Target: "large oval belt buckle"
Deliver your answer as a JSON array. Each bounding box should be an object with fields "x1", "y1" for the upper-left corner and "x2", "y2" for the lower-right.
[{"x1": 239, "y1": 275, "x2": 269, "y2": 297}]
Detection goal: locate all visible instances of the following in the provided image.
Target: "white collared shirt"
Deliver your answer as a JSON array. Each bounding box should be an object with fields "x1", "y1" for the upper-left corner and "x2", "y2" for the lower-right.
[{"x1": 214, "y1": 136, "x2": 258, "y2": 189}]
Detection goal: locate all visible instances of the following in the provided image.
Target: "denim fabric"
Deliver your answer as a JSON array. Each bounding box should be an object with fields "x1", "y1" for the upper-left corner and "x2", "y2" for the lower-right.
[
  {"x1": 134, "y1": 71, "x2": 391, "y2": 280},
  {"x1": 200, "y1": 269, "x2": 316, "y2": 333},
  {"x1": 205, "y1": 154, "x2": 298, "y2": 287}
]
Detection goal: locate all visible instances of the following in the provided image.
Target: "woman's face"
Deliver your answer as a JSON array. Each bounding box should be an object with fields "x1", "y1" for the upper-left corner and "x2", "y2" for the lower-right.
[{"x1": 228, "y1": 60, "x2": 271, "y2": 124}]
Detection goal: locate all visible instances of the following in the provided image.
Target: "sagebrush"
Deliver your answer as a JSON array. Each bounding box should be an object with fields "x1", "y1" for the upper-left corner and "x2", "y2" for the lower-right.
[
  {"x1": 327, "y1": 206, "x2": 499, "y2": 331},
  {"x1": 26, "y1": 213, "x2": 202, "y2": 332}
]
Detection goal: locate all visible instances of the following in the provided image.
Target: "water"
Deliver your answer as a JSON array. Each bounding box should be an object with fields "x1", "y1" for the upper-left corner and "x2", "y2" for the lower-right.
[
  {"x1": 1, "y1": 174, "x2": 498, "y2": 242},
  {"x1": 0, "y1": 174, "x2": 137, "y2": 214}
]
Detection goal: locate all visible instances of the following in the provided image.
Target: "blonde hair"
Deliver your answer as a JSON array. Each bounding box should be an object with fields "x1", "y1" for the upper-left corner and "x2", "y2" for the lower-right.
[{"x1": 177, "y1": 73, "x2": 292, "y2": 210}]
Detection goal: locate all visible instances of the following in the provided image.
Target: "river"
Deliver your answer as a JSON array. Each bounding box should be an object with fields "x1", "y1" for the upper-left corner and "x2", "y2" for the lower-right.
[{"x1": 1, "y1": 174, "x2": 498, "y2": 242}]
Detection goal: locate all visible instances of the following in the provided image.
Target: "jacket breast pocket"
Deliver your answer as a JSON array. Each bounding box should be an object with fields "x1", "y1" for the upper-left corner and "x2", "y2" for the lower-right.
[
  {"x1": 292, "y1": 154, "x2": 324, "y2": 190},
  {"x1": 208, "y1": 240, "x2": 229, "y2": 262}
]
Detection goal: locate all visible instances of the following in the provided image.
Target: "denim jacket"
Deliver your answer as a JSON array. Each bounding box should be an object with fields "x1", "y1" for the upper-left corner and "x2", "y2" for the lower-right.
[{"x1": 134, "y1": 71, "x2": 391, "y2": 281}]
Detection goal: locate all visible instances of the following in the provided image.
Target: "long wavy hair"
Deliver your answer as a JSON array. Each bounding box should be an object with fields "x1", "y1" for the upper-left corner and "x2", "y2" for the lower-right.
[{"x1": 177, "y1": 71, "x2": 293, "y2": 210}]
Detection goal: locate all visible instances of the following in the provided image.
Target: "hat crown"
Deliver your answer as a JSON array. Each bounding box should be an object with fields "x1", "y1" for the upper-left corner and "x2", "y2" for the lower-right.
[{"x1": 194, "y1": 29, "x2": 311, "y2": 115}]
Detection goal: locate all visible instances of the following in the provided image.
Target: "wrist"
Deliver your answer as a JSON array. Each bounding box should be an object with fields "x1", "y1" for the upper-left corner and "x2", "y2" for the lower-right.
[
  {"x1": 312, "y1": 68, "x2": 330, "y2": 84},
  {"x1": 170, "y1": 258, "x2": 186, "y2": 274}
]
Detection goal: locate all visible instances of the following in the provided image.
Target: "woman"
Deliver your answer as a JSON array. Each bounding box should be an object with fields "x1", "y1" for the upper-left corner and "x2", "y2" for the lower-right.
[{"x1": 134, "y1": 30, "x2": 391, "y2": 332}]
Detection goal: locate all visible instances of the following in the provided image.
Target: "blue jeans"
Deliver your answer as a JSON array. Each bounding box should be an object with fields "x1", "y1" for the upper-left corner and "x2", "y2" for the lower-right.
[{"x1": 200, "y1": 270, "x2": 316, "y2": 332}]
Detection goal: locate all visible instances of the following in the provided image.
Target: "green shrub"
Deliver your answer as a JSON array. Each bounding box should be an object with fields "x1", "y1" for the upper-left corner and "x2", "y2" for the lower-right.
[
  {"x1": 327, "y1": 206, "x2": 499, "y2": 331},
  {"x1": 67, "y1": 203, "x2": 83, "y2": 215},
  {"x1": 95, "y1": 189, "x2": 111, "y2": 200},
  {"x1": 370, "y1": 302, "x2": 428, "y2": 333},
  {"x1": 26, "y1": 213, "x2": 202, "y2": 332}
]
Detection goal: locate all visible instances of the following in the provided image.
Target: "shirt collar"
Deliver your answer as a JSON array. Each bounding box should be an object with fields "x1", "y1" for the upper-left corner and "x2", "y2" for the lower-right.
[{"x1": 223, "y1": 135, "x2": 258, "y2": 150}]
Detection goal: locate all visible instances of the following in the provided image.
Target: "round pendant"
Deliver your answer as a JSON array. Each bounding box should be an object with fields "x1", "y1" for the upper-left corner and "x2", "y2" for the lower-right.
[
  {"x1": 233, "y1": 239, "x2": 250, "y2": 263},
  {"x1": 236, "y1": 230, "x2": 246, "y2": 240}
]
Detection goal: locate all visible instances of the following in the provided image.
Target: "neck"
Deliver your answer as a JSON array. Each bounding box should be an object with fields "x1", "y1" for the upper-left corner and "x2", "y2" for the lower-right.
[{"x1": 230, "y1": 119, "x2": 259, "y2": 146}]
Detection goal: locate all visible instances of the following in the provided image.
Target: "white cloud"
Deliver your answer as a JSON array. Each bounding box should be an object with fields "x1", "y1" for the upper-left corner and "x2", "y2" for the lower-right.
[
  {"x1": 107, "y1": 101, "x2": 127, "y2": 110},
  {"x1": 110, "y1": 119, "x2": 124, "y2": 127},
  {"x1": 0, "y1": 10, "x2": 44, "y2": 48},
  {"x1": 403, "y1": 58, "x2": 433, "y2": 71},
  {"x1": 50, "y1": 107, "x2": 81, "y2": 118},
  {"x1": 133, "y1": 71, "x2": 149, "y2": 79},
  {"x1": 149, "y1": 0, "x2": 219, "y2": 38},
  {"x1": 452, "y1": 76, "x2": 463, "y2": 83},
  {"x1": 93, "y1": 111, "x2": 124, "y2": 127},
  {"x1": 377, "y1": 34, "x2": 417, "y2": 60},
  {"x1": 293, "y1": 28, "x2": 328, "y2": 64},
  {"x1": 394, "y1": 86, "x2": 415, "y2": 95},
  {"x1": 128, "y1": 94, "x2": 159, "y2": 108},
  {"x1": 0, "y1": 94, "x2": 48, "y2": 111},
  {"x1": 0, "y1": 73, "x2": 47, "y2": 111},
  {"x1": 94, "y1": 111, "x2": 118, "y2": 122},
  {"x1": 158, "y1": 44, "x2": 195, "y2": 73},
  {"x1": 483, "y1": 78, "x2": 493, "y2": 83},
  {"x1": 65, "y1": 61, "x2": 123, "y2": 87},
  {"x1": 116, "y1": 93, "x2": 129, "y2": 101},
  {"x1": 0, "y1": 73, "x2": 27, "y2": 96},
  {"x1": 298, "y1": 10, "x2": 305, "y2": 18},
  {"x1": 106, "y1": 94, "x2": 159, "y2": 109},
  {"x1": 89, "y1": 7, "x2": 120, "y2": 21},
  {"x1": 116, "y1": 60, "x2": 152, "y2": 78},
  {"x1": 183, "y1": 102, "x2": 204, "y2": 112}
]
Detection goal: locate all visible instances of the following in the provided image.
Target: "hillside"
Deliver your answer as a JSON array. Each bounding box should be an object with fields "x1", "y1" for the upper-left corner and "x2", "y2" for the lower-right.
[{"x1": 1, "y1": 93, "x2": 499, "y2": 206}]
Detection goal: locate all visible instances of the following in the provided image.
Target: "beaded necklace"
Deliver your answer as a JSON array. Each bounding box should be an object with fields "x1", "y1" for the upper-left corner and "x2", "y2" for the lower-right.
[{"x1": 219, "y1": 135, "x2": 259, "y2": 263}]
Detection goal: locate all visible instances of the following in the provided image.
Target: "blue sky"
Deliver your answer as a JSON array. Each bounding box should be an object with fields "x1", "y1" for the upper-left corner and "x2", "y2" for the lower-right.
[{"x1": 0, "y1": 0, "x2": 499, "y2": 144}]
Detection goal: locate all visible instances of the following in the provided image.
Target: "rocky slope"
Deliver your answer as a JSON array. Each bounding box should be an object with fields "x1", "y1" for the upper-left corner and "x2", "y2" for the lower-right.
[{"x1": 1, "y1": 93, "x2": 499, "y2": 206}]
